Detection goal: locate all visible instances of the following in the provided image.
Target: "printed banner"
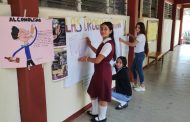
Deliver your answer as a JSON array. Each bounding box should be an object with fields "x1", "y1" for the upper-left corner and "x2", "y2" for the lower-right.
[{"x1": 0, "y1": 16, "x2": 54, "y2": 68}]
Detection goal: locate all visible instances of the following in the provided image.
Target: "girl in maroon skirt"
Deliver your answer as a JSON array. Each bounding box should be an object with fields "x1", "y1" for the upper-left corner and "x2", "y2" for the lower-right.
[{"x1": 79, "y1": 22, "x2": 116, "y2": 122}]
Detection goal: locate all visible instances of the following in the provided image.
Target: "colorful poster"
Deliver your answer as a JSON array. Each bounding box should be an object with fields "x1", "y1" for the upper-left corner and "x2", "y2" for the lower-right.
[
  {"x1": 51, "y1": 18, "x2": 68, "y2": 81},
  {"x1": 0, "y1": 16, "x2": 54, "y2": 68},
  {"x1": 147, "y1": 20, "x2": 158, "y2": 41},
  {"x1": 52, "y1": 47, "x2": 68, "y2": 81}
]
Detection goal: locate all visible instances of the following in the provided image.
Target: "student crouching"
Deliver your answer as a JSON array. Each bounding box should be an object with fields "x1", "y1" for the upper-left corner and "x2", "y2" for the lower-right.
[{"x1": 112, "y1": 56, "x2": 132, "y2": 110}]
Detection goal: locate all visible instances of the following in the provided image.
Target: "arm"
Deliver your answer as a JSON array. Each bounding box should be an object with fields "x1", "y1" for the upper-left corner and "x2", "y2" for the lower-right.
[
  {"x1": 28, "y1": 26, "x2": 37, "y2": 46},
  {"x1": 112, "y1": 74, "x2": 117, "y2": 80},
  {"x1": 119, "y1": 33, "x2": 138, "y2": 47},
  {"x1": 30, "y1": 24, "x2": 35, "y2": 35},
  {"x1": 12, "y1": 46, "x2": 25, "y2": 57},
  {"x1": 120, "y1": 68, "x2": 131, "y2": 85},
  {"x1": 86, "y1": 37, "x2": 97, "y2": 53},
  {"x1": 78, "y1": 54, "x2": 105, "y2": 64},
  {"x1": 79, "y1": 42, "x2": 111, "y2": 64}
]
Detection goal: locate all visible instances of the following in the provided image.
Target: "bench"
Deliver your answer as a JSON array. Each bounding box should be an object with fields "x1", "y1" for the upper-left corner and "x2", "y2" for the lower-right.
[{"x1": 147, "y1": 52, "x2": 164, "y2": 65}]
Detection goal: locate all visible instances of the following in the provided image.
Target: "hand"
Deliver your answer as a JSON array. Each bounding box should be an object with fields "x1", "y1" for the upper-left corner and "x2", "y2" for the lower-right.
[
  {"x1": 78, "y1": 56, "x2": 88, "y2": 62},
  {"x1": 5, "y1": 57, "x2": 14, "y2": 62},
  {"x1": 86, "y1": 37, "x2": 91, "y2": 47},
  {"x1": 119, "y1": 38, "x2": 124, "y2": 43},
  {"x1": 30, "y1": 24, "x2": 35, "y2": 34},
  {"x1": 127, "y1": 33, "x2": 133, "y2": 37}
]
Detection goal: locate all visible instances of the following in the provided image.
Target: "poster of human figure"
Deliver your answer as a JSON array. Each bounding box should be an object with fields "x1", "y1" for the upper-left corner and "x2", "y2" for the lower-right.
[
  {"x1": 52, "y1": 18, "x2": 66, "y2": 46},
  {"x1": 0, "y1": 16, "x2": 54, "y2": 68},
  {"x1": 51, "y1": 18, "x2": 68, "y2": 81},
  {"x1": 52, "y1": 47, "x2": 68, "y2": 81}
]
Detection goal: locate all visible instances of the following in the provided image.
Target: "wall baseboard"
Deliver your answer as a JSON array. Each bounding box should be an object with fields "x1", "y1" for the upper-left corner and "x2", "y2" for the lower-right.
[{"x1": 63, "y1": 103, "x2": 91, "y2": 122}]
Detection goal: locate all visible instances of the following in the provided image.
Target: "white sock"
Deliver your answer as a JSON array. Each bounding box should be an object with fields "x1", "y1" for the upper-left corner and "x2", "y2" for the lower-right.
[
  {"x1": 95, "y1": 105, "x2": 107, "y2": 121},
  {"x1": 91, "y1": 98, "x2": 98, "y2": 115},
  {"x1": 112, "y1": 97, "x2": 127, "y2": 106}
]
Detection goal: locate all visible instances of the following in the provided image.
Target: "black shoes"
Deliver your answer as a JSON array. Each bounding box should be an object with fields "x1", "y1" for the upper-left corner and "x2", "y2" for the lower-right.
[
  {"x1": 91, "y1": 117, "x2": 107, "y2": 122},
  {"x1": 87, "y1": 111, "x2": 98, "y2": 118},
  {"x1": 115, "y1": 102, "x2": 128, "y2": 110}
]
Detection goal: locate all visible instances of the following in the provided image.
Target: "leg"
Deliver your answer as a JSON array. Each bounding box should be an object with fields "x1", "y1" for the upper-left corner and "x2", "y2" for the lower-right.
[
  {"x1": 88, "y1": 98, "x2": 98, "y2": 115},
  {"x1": 136, "y1": 53, "x2": 145, "y2": 85},
  {"x1": 131, "y1": 57, "x2": 138, "y2": 84},
  {"x1": 91, "y1": 101, "x2": 107, "y2": 122},
  {"x1": 27, "y1": 60, "x2": 30, "y2": 67},
  {"x1": 112, "y1": 91, "x2": 131, "y2": 103},
  {"x1": 30, "y1": 60, "x2": 35, "y2": 66}
]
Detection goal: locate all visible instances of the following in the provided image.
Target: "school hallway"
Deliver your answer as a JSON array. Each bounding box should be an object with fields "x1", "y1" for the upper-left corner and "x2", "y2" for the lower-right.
[{"x1": 72, "y1": 44, "x2": 190, "y2": 122}]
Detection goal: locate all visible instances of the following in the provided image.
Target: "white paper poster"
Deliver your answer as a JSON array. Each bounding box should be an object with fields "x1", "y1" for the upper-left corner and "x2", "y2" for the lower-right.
[
  {"x1": 0, "y1": 16, "x2": 54, "y2": 68},
  {"x1": 64, "y1": 17, "x2": 126, "y2": 87}
]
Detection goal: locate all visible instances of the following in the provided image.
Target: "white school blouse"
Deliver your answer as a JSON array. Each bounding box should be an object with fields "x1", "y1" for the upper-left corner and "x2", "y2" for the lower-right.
[
  {"x1": 99, "y1": 37, "x2": 112, "y2": 57},
  {"x1": 134, "y1": 34, "x2": 145, "y2": 53}
]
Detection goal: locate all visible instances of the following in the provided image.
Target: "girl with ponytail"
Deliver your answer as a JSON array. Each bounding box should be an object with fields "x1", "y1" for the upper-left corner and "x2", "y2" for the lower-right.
[{"x1": 79, "y1": 22, "x2": 116, "y2": 122}]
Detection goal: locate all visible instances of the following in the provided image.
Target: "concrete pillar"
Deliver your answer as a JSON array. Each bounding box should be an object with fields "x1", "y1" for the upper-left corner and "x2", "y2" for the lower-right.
[
  {"x1": 170, "y1": 3, "x2": 177, "y2": 51},
  {"x1": 178, "y1": 7, "x2": 184, "y2": 45},
  {"x1": 157, "y1": 0, "x2": 165, "y2": 52},
  {"x1": 127, "y1": 0, "x2": 139, "y2": 81}
]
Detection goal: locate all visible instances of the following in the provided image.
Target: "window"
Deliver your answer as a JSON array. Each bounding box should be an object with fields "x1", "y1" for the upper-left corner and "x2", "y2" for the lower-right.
[
  {"x1": 39, "y1": 0, "x2": 127, "y2": 15},
  {"x1": 164, "y1": 2, "x2": 173, "y2": 19},
  {"x1": 151, "y1": 0, "x2": 158, "y2": 18},
  {"x1": 142, "y1": 0, "x2": 158, "y2": 18},
  {"x1": 109, "y1": 0, "x2": 126, "y2": 15},
  {"x1": 142, "y1": 0, "x2": 151, "y2": 17},
  {"x1": 81, "y1": 0, "x2": 107, "y2": 13},
  {"x1": 39, "y1": 0, "x2": 77, "y2": 10}
]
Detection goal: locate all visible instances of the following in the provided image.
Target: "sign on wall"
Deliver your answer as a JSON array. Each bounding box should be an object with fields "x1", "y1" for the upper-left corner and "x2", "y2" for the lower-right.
[
  {"x1": 0, "y1": 16, "x2": 54, "y2": 68},
  {"x1": 51, "y1": 18, "x2": 68, "y2": 81},
  {"x1": 147, "y1": 20, "x2": 158, "y2": 42}
]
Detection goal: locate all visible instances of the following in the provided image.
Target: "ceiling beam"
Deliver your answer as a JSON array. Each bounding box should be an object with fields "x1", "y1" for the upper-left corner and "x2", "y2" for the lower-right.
[{"x1": 176, "y1": 0, "x2": 190, "y2": 4}]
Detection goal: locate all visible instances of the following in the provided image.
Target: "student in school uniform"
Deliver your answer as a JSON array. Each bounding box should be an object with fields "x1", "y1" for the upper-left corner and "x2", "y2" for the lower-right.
[
  {"x1": 112, "y1": 56, "x2": 132, "y2": 110},
  {"x1": 119, "y1": 22, "x2": 149, "y2": 92},
  {"x1": 79, "y1": 22, "x2": 116, "y2": 122}
]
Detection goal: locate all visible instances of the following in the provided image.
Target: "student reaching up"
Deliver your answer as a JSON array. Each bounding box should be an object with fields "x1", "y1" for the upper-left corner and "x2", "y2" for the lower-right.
[
  {"x1": 79, "y1": 22, "x2": 116, "y2": 122},
  {"x1": 119, "y1": 22, "x2": 149, "y2": 92}
]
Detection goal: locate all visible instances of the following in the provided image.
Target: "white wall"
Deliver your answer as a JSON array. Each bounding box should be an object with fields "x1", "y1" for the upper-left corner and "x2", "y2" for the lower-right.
[
  {"x1": 0, "y1": 3, "x2": 11, "y2": 16},
  {"x1": 162, "y1": 19, "x2": 173, "y2": 53},
  {"x1": 174, "y1": 20, "x2": 180, "y2": 46},
  {"x1": 0, "y1": 4, "x2": 21, "y2": 122},
  {"x1": 39, "y1": 7, "x2": 130, "y2": 122}
]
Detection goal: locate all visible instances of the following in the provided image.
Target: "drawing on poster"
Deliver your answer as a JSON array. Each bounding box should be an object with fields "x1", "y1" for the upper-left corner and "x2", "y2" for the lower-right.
[
  {"x1": 5, "y1": 25, "x2": 37, "y2": 68},
  {"x1": 52, "y1": 47, "x2": 68, "y2": 81},
  {"x1": 51, "y1": 18, "x2": 68, "y2": 81},
  {"x1": 52, "y1": 18, "x2": 66, "y2": 46},
  {"x1": 0, "y1": 16, "x2": 54, "y2": 68}
]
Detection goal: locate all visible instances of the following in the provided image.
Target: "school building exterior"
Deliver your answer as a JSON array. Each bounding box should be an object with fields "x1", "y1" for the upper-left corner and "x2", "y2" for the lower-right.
[{"x1": 0, "y1": 0, "x2": 190, "y2": 122}]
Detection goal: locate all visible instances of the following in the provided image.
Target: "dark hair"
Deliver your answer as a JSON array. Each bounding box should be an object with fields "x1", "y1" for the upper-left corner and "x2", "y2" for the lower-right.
[
  {"x1": 136, "y1": 22, "x2": 149, "y2": 56},
  {"x1": 117, "y1": 56, "x2": 127, "y2": 67},
  {"x1": 11, "y1": 26, "x2": 19, "y2": 40},
  {"x1": 100, "y1": 22, "x2": 116, "y2": 61}
]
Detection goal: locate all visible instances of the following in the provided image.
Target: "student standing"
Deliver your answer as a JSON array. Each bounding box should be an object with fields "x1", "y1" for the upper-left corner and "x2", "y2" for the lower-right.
[
  {"x1": 79, "y1": 22, "x2": 116, "y2": 122},
  {"x1": 112, "y1": 56, "x2": 132, "y2": 110},
  {"x1": 119, "y1": 22, "x2": 149, "y2": 92}
]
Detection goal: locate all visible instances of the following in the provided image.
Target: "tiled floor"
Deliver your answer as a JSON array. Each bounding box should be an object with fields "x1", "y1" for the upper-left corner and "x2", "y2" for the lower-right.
[{"x1": 73, "y1": 44, "x2": 190, "y2": 122}]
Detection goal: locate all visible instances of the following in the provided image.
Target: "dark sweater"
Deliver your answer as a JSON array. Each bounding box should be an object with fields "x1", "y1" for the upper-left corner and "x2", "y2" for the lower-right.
[{"x1": 112, "y1": 67, "x2": 132, "y2": 96}]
